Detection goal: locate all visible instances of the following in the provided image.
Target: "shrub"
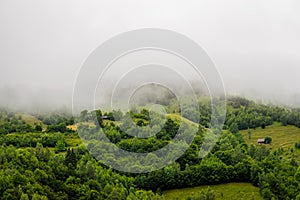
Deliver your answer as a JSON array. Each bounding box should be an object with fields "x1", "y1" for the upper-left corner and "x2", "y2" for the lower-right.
[
  {"x1": 265, "y1": 136, "x2": 272, "y2": 144},
  {"x1": 295, "y1": 142, "x2": 300, "y2": 149}
]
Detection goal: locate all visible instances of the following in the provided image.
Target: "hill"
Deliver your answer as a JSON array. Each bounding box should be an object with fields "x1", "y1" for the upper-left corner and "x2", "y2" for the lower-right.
[
  {"x1": 163, "y1": 182, "x2": 262, "y2": 200},
  {"x1": 240, "y1": 123, "x2": 300, "y2": 159}
]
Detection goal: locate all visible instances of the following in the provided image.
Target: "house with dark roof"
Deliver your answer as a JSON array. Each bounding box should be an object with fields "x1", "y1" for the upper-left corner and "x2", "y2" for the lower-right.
[
  {"x1": 257, "y1": 138, "x2": 265, "y2": 144},
  {"x1": 101, "y1": 115, "x2": 110, "y2": 120}
]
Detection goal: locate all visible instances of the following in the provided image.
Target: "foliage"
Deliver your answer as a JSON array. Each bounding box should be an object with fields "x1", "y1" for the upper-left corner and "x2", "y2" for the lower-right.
[
  {"x1": 163, "y1": 183, "x2": 262, "y2": 200},
  {"x1": 55, "y1": 140, "x2": 66, "y2": 152},
  {"x1": 295, "y1": 141, "x2": 300, "y2": 149},
  {"x1": 1, "y1": 97, "x2": 300, "y2": 199},
  {"x1": 264, "y1": 136, "x2": 272, "y2": 144},
  {"x1": 0, "y1": 144, "x2": 161, "y2": 199}
]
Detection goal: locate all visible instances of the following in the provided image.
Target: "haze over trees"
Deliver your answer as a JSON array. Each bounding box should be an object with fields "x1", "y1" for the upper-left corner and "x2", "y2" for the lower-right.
[{"x1": 0, "y1": 97, "x2": 300, "y2": 199}]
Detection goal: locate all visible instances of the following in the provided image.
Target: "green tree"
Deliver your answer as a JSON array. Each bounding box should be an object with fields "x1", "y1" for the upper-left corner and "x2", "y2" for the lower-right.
[
  {"x1": 95, "y1": 109, "x2": 104, "y2": 127},
  {"x1": 55, "y1": 140, "x2": 66, "y2": 152},
  {"x1": 20, "y1": 193, "x2": 29, "y2": 200},
  {"x1": 32, "y1": 193, "x2": 48, "y2": 200},
  {"x1": 65, "y1": 148, "x2": 77, "y2": 168},
  {"x1": 229, "y1": 123, "x2": 239, "y2": 134},
  {"x1": 248, "y1": 128, "x2": 252, "y2": 139},
  {"x1": 265, "y1": 136, "x2": 272, "y2": 144},
  {"x1": 34, "y1": 124, "x2": 43, "y2": 132}
]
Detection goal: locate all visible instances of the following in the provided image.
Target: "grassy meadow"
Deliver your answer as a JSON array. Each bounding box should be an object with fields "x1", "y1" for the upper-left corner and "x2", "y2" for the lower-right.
[
  {"x1": 163, "y1": 182, "x2": 262, "y2": 200},
  {"x1": 240, "y1": 123, "x2": 300, "y2": 159}
]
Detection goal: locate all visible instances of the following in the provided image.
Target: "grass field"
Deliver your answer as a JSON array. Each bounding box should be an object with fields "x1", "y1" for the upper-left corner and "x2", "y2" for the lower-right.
[
  {"x1": 66, "y1": 114, "x2": 197, "y2": 131},
  {"x1": 166, "y1": 114, "x2": 198, "y2": 128},
  {"x1": 67, "y1": 122, "x2": 96, "y2": 131},
  {"x1": 19, "y1": 114, "x2": 47, "y2": 128},
  {"x1": 65, "y1": 135, "x2": 82, "y2": 147},
  {"x1": 240, "y1": 123, "x2": 300, "y2": 160},
  {"x1": 163, "y1": 182, "x2": 262, "y2": 200},
  {"x1": 18, "y1": 114, "x2": 40, "y2": 125},
  {"x1": 240, "y1": 123, "x2": 300, "y2": 150}
]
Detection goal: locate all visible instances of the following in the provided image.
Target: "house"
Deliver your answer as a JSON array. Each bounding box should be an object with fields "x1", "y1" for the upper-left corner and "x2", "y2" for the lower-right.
[
  {"x1": 257, "y1": 138, "x2": 265, "y2": 144},
  {"x1": 101, "y1": 115, "x2": 110, "y2": 120}
]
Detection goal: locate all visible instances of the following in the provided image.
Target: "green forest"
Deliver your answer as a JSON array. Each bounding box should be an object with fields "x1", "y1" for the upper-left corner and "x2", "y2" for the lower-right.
[{"x1": 1, "y1": 97, "x2": 300, "y2": 199}]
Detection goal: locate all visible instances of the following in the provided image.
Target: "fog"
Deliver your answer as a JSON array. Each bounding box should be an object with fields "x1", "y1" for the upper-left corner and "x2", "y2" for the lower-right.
[{"x1": 1, "y1": 0, "x2": 300, "y2": 112}]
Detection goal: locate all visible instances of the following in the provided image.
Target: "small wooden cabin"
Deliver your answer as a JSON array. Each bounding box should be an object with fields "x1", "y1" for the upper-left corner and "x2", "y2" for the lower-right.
[
  {"x1": 101, "y1": 115, "x2": 110, "y2": 120},
  {"x1": 257, "y1": 138, "x2": 265, "y2": 144}
]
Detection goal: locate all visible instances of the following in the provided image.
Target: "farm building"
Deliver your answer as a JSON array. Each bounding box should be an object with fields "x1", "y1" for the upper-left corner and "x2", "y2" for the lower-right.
[
  {"x1": 257, "y1": 138, "x2": 265, "y2": 144},
  {"x1": 101, "y1": 115, "x2": 110, "y2": 120}
]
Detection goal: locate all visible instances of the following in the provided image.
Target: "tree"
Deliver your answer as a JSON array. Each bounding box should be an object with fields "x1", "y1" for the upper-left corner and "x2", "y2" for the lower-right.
[
  {"x1": 34, "y1": 124, "x2": 43, "y2": 132},
  {"x1": 34, "y1": 168, "x2": 49, "y2": 185},
  {"x1": 295, "y1": 166, "x2": 300, "y2": 182},
  {"x1": 229, "y1": 123, "x2": 239, "y2": 134},
  {"x1": 80, "y1": 110, "x2": 88, "y2": 122},
  {"x1": 136, "y1": 119, "x2": 144, "y2": 126},
  {"x1": 261, "y1": 121, "x2": 266, "y2": 129},
  {"x1": 265, "y1": 136, "x2": 272, "y2": 144},
  {"x1": 55, "y1": 140, "x2": 66, "y2": 152},
  {"x1": 248, "y1": 129, "x2": 252, "y2": 139},
  {"x1": 261, "y1": 187, "x2": 273, "y2": 200},
  {"x1": 20, "y1": 193, "x2": 29, "y2": 200},
  {"x1": 112, "y1": 110, "x2": 123, "y2": 121},
  {"x1": 32, "y1": 193, "x2": 48, "y2": 200},
  {"x1": 290, "y1": 158, "x2": 298, "y2": 167},
  {"x1": 65, "y1": 148, "x2": 77, "y2": 168},
  {"x1": 95, "y1": 110, "x2": 104, "y2": 127}
]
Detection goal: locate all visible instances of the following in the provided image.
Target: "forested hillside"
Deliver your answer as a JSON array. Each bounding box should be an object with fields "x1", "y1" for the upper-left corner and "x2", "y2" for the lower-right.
[{"x1": 0, "y1": 97, "x2": 300, "y2": 199}]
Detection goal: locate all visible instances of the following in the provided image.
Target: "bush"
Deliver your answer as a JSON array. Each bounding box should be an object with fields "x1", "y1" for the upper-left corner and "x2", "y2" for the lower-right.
[
  {"x1": 295, "y1": 142, "x2": 300, "y2": 149},
  {"x1": 265, "y1": 136, "x2": 272, "y2": 144},
  {"x1": 55, "y1": 140, "x2": 66, "y2": 152},
  {"x1": 229, "y1": 123, "x2": 239, "y2": 134}
]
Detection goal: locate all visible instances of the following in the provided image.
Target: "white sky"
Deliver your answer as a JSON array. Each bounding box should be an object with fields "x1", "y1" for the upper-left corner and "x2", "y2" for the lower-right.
[{"x1": 1, "y1": 0, "x2": 300, "y2": 109}]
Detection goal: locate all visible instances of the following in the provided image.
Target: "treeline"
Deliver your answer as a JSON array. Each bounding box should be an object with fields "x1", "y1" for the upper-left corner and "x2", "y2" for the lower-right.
[
  {"x1": 225, "y1": 97, "x2": 300, "y2": 130},
  {"x1": 0, "y1": 112, "x2": 75, "y2": 134},
  {"x1": 163, "y1": 96, "x2": 300, "y2": 131},
  {"x1": 0, "y1": 114, "x2": 37, "y2": 134},
  {"x1": 77, "y1": 108, "x2": 300, "y2": 199},
  {"x1": 191, "y1": 97, "x2": 300, "y2": 132},
  {"x1": 133, "y1": 131, "x2": 300, "y2": 199},
  {"x1": 0, "y1": 132, "x2": 64, "y2": 148},
  {"x1": 0, "y1": 144, "x2": 163, "y2": 200},
  {"x1": 1, "y1": 97, "x2": 300, "y2": 199}
]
